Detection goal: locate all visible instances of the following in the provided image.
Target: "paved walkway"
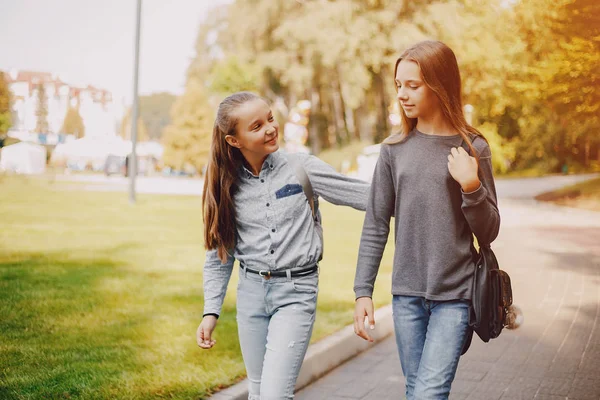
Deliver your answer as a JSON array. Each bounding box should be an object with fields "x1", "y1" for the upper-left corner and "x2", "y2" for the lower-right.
[
  {"x1": 51, "y1": 172, "x2": 600, "y2": 198},
  {"x1": 296, "y1": 199, "x2": 600, "y2": 399}
]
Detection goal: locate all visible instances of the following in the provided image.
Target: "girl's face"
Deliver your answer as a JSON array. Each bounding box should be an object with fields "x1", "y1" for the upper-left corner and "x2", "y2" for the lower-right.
[
  {"x1": 227, "y1": 98, "x2": 280, "y2": 158},
  {"x1": 395, "y1": 59, "x2": 440, "y2": 120}
]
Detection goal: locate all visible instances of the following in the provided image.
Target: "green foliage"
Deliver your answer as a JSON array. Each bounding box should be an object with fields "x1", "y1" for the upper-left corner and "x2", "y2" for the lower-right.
[
  {"x1": 139, "y1": 92, "x2": 176, "y2": 140},
  {"x1": 120, "y1": 108, "x2": 149, "y2": 142},
  {"x1": 172, "y1": 0, "x2": 600, "y2": 174},
  {"x1": 61, "y1": 107, "x2": 85, "y2": 138},
  {"x1": 477, "y1": 122, "x2": 516, "y2": 175},
  {"x1": 210, "y1": 56, "x2": 261, "y2": 94},
  {"x1": 0, "y1": 72, "x2": 11, "y2": 134},
  {"x1": 161, "y1": 79, "x2": 213, "y2": 173}
]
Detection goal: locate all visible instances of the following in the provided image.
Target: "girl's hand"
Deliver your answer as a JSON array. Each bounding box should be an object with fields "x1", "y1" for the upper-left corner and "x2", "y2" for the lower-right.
[
  {"x1": 447, "y1": 147, "x2": 480, "y2": 193},
  {"x1": 354, "y1": 297, "x2": 375, "y2": 342},
  {"x1": 197, "y1": 316, "x2": 218, "y2": 349}
]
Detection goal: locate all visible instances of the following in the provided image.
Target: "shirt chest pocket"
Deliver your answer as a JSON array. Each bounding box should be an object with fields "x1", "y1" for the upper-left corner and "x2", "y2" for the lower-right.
[{"x1": 275, "y1": 184, "x2": 306, "y2": 219}]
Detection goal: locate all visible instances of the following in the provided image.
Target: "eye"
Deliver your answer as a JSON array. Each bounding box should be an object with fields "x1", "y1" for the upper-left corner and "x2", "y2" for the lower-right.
[
  {"x1": 268, "y1": 115, "x2": 274, "y2": 122},
  {"x1": 253, "y1": 124, "x2": 261, "y2": 130}
]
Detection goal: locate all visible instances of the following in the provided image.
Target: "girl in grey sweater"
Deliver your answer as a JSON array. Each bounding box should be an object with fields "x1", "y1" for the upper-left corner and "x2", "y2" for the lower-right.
[{"x1": 353, "y1": 41, "x2": 500, "y2": 399}]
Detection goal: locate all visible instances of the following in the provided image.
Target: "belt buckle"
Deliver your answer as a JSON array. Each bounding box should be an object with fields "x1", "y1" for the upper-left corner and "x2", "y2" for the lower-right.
[{"x1": 258, "y1": 270, "x2": 271, "y2": 280}]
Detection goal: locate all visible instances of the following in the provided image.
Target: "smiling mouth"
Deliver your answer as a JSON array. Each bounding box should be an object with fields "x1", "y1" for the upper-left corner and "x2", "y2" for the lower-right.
[
  {"x1": 403, "y1": 104, "x2": 415, "y2": 108},
  {"x1": 265, "y1": 134, "x2": 278, "y2": 144}
]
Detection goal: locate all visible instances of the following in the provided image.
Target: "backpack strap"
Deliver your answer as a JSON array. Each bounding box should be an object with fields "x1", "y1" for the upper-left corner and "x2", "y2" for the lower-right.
[
  {"x1": 284, "y1": 153, "x2": 319, "y2": 221},
  {"x1": 460, "y1": 134, "x2": 478, "y2": 156}
]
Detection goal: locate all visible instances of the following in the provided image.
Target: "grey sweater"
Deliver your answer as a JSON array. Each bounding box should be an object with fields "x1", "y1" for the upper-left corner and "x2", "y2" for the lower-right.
[{"x1": 353, "y1": 130, "x2": 500, "y2": 301}]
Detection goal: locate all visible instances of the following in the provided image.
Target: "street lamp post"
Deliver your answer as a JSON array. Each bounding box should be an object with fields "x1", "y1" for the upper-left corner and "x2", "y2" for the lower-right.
[{"x1": 129, "y1": 0, "x2": 142, "y2": 204}]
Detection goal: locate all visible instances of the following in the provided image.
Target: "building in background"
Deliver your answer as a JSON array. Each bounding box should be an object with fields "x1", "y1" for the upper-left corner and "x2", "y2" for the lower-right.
[{"x1": 4, "y1": 69, "x2": 117, "y2": 140}]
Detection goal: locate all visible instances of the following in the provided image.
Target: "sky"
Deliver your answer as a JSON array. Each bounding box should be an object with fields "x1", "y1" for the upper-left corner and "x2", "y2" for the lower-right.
[{"x1": 0, "y1": 0, "x2": 231, "y2": 107}]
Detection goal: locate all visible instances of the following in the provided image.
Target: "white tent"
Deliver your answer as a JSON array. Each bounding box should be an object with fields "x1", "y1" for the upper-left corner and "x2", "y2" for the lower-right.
[
  {"x1": 51, "y1": 136, "x2": 130, "y2": 171},
  {"x1": 0, "y1": 142, "x2": 47, "y2": 174}
]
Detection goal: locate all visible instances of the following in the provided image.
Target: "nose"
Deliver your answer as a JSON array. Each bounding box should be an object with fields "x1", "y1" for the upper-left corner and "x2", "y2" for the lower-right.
[{"x1": 397, "y1": 88, "x2": 408, "y2": 101}]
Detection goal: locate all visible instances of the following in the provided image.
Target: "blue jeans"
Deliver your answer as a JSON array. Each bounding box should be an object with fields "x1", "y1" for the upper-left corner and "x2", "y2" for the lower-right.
[
  {"x1": 392, "y1": 295, "x2": 470, "y2": 400},
  {"x1": 236, "y1": 267, "x2": 318, "y2": 400}
]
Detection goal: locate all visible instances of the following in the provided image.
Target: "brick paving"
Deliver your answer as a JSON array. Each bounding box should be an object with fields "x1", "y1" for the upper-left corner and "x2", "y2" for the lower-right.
[{"x1": 296, "y1": 199, "x2": 600, "y2": 400}]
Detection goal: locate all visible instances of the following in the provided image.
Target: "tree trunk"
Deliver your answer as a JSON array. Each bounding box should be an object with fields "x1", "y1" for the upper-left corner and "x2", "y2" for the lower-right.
[
  {"x1": 330, "y1": 80, "x2": 346, "y2": 146},
  {"x1": 352, "y1": 108, "x2": 361, "y2": 141},
  {"x1": 335, "y1": 67, "x2": 353, "y2": 143},
  {"x1": 309, "y1": 87, "x2": 321, "y2": 155},
  {"x1": 372, "y1": 70, "x2": 389, "y2": 143}
]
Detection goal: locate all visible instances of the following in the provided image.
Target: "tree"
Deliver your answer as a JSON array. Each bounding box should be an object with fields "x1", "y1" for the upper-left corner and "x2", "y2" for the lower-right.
[
  {"x1": 139, "y1": 92, "x2": 176, "y2": 140},
  {"x1": 120, "y1": 108, "x2": 149, "y2": 142},
  {"x1": 61, "y1": 107, "x2": 85, "y2": 138},
  {"x1": 209, "y1": 56, "x2": 261, "y2": 94},
  {"x1": 0, "y1": 72, "x2": 11, "y2": 135},
  {"x1": 35, "y1": 84, "x2": 49, "y2": 133},
  {"x1": 508, "y1": 0, "x2": 600, "y2": 171},
  {"x1": 183, "y1": 0, "x2": 597, "y2": 174},
  {"x1": 161, "y1": 78, "x2": 214, "y2": 173}
]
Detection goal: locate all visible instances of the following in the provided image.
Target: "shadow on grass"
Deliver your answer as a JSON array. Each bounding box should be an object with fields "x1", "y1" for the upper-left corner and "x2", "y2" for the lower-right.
[
  {"x1": 0, "y1": 246, "x2": 247, "y2": 400},
  {"x1": 0, "y1": 247, "x2": 140, "y2": 399},
  {"x1": 0, "y1": 244, "x2": 368, "y2": 399}
]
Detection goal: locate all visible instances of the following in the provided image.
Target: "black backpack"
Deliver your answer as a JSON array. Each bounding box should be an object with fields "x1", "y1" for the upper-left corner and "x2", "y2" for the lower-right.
[
  {"x1": 460, "y1": 138, "x2": 515, "y2": 355},
  {"x1": 461, "y1": 243, "x2": 513, "y2": 354}
]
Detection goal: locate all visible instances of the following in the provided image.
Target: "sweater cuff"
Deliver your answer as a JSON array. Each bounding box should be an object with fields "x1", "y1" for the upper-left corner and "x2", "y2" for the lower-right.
[
  {"x1": 461, "y1": 183, "x2": 487, "y2": 206},
  {"x1": 354, "y1": 287, "x2": 374, "y2": 300}
]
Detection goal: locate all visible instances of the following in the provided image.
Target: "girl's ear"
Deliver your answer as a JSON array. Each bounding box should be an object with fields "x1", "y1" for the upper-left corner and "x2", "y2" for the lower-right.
[{"x1": 225, "y1": 135, "x2": 242, "y2": 149}]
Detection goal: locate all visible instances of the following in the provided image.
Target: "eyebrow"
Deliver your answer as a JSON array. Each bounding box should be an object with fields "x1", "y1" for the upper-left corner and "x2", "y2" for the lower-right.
[
  {"x1": 248, "y1": 111, "x2": 273, "y2": 128},
  {"x1": 395, "y1": 79, "x2": 422, "y2": 84}
]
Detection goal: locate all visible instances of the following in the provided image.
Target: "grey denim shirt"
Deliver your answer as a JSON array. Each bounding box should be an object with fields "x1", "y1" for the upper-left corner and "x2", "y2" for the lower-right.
[{"x1": 203, "y1": 150, "x2": 370, "y2": 316}]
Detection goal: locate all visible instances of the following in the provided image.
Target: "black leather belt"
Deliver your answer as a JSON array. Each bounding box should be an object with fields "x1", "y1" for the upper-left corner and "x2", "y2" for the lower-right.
[{"x1": 241, "y1": 264, "x2": 318, "y2": 280}]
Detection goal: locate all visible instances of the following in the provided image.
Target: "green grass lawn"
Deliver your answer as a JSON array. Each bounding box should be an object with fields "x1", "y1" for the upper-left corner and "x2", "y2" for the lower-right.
[
  {"x1": 535, "y1": 177, "x2": 600, "y2": 211},
  {"x1": 0, "y1": 175, "x2": 394, "y2": 399}
]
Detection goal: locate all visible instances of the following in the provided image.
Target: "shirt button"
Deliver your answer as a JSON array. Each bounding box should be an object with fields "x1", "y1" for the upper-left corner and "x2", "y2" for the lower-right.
[
  {"x1": 261, "y1": 179, "x2": 264, "y2": 183},
  {"x1": 271, "y1": 228, "x2": 276, "y2": 233},
  {"x1": 266, "y1": 203, "x2": 270, "y2": 207},
  {"x1": 270, "y1": 250, "x2": 275, "y2": 254}
]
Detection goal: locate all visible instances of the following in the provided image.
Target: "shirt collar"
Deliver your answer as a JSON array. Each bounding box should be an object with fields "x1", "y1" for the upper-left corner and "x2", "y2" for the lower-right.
[{"x1": 240, "y1": 151, "x2": 280, "y2": 179}]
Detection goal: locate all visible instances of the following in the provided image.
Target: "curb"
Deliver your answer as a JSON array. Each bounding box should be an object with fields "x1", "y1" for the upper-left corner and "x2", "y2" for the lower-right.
[{"x1": 209, "y1": 305, "x2": 394, "y2": 400}]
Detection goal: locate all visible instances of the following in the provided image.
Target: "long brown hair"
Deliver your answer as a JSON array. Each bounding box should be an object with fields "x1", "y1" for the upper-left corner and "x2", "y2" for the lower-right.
[
  {"x1": 203, "y1": 91, "x2": 261, "y2": 262},
  {"x1": 384, "y1": 40, "x2": 483, "y2": 156}
]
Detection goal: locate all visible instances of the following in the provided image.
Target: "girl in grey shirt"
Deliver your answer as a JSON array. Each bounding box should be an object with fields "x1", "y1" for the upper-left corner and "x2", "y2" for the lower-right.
[
  {"x1": 353, "y1": 41, "x2": 500, "y2": 399},
  {"x1": 197, "y1": 92, "x2": 369, "y2": 399}
]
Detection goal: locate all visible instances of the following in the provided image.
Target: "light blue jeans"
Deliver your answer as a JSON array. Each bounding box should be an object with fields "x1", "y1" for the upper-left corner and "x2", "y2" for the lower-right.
[
  {"x1": 392, "y1": 295, "x2": 470, "y2": 400},
  {"x1": 236, "y1": 267, "x2": 318, "y2": 400}
]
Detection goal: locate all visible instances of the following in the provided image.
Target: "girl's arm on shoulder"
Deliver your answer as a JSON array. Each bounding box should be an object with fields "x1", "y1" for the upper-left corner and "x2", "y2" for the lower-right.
[
  {"x1": 202, "y1": 249, "x2": 235, "y2": 318},
  {"x1": 301, "y1": 153, "x2": 370, "y2": 211},
  {"x1": 354, "y1": 145, "x2": 395, "y2": 299},
  {"x1": 461, "y1": 141, "x2": 500, "y2": 245}
]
